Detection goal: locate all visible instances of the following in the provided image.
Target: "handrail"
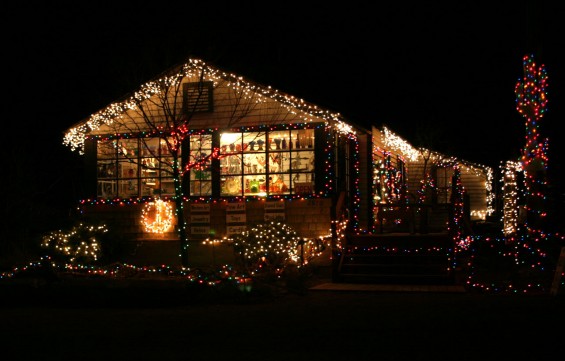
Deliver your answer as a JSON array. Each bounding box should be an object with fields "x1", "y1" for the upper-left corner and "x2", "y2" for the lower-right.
[{"x1": 375, "y1": 203, "x2": 451, "y2": 234}]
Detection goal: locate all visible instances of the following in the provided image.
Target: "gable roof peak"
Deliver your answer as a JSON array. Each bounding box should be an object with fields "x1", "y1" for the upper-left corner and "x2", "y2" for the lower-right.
[{"x1": 63, "y1": 57, "x2": 353, "y2": 153}]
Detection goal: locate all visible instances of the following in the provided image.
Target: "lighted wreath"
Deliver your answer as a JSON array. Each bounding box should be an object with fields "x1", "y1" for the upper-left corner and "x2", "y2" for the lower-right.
[{"x1": 141, "y1": 198, "x2": 174, "y2": 233}]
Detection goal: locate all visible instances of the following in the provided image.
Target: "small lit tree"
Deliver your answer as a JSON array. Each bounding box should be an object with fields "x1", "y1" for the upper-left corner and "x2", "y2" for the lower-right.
[{"x1": 514, "y1": 54, "x2": 549, "y2": 231}]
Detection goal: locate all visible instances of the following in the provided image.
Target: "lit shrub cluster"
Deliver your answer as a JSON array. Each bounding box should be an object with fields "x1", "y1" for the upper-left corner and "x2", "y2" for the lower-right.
[
  {"x1": 41, "y1": 222, "x2": 108, "y2": 264},
  {"x1": 230, "y1": 221, "x2": 303, "y2": 274}
]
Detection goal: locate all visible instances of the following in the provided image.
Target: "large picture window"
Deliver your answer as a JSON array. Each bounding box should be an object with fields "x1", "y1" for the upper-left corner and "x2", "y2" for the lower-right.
[
  {"x1": 94, "y1": 127, "x2": 316, "y2": 199},
  {"x1": 219, "y1": 128, "x2": 315, "y2": 197},
  {"x1": 97, "y1": 138, "x2": 180, "y2": 198}
]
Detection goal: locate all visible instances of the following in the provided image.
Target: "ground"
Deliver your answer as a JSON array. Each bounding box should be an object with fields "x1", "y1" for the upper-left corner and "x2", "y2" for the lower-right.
[{"x1": 1, "y1": 270, "x2": 564, "y2": 361}]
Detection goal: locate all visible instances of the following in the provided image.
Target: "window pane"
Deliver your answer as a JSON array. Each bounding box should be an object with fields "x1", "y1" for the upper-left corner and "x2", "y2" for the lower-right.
[
  {"x1": 243, "y1": 153, "x2": 267, "y2": 174},
  {"x1": 269, "y1": 174, "x2": 290, "y2": 194},
  {"x1": 141, "y1": 158, "x2": 158, "y2": 177},
  {"x1": 244, "y1": 175, "x2": 267, "y2": 195},
  {"x1": 119, "y1": 179, "x2": 138, "y2": 197},
  {"x1": 291, "y1": 173, "x2": 315, "y2": 195},
  {"x1": 119, "y1": 160, "x2": 138, "y2": 178},
  {"x1": 141, "y1": 178, "x2": 157, "y2": 196},
  {"x1": 436, "y1": 168, "x2": 453, "y2": 204},
  {"x1": 189, "y1": 135, "x2": 211, "y2": 154},
  {"x1": 160, "y1": 178, "x2": 176, "y2": 196},
  {"x1": 243, "y1": 132, "x2": 266, "y2": 152},
  {"x1": 291, "y1": 129, "x2": 314, "y2": 149},
  {"x1": 117, "y1": 139, "x2": 138, "y2": 158},
  {"x1": 269, "y1": 152, "x2": 289, "y2": 173},
  {"x1": 220, "y1": 132, "x2": 242, "y2": 177},
  {"x1": 98, "y1": 180, "x2": 116, "y2": 198},
  {"x1": 221, "y1": 176, "x2": 242, "y2": 196},
  {"x1": 223, "y1": 154, "x2": 241, "y2": 175},
  {"x1": 190, "y1": 180, "x2": 211, "y2": 196},
  {"x1": 141, "y1": 138, "x2": 160, "y2": 157},
  {"x1": 220, "y1": 132, "x2": 243, "y2": 152},
  {"x1": 98, "y1": 160, "x2": 117, "y2": 179},
  {"x1": 98, "y1": 140, "x2": 116, "y2": 159},
  {"x1": 290, "y1": 151, "x2": 313, "y2": 171},
  {"x1": 269, "y1": 130, "x2": 290, "y2": 150}
]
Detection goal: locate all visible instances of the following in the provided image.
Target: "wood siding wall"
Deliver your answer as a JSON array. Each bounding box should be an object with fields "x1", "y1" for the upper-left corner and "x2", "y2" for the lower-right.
[{"x1": 459, "y1": 167, "x2": 488, "y2": 220}]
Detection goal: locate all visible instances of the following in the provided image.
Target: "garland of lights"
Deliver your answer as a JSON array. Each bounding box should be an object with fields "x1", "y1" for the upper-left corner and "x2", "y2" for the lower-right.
[
  {"x1": 141, "y1": 198, "x2": 174, "y2": 233},
  {"x1": 449, "y1": 165, "x2": 465, "y2": 241},
  {"x1": 339, "y1": 126, "x2": 361, "y2": 231},
  {"x1": 417, "y1": 172, "x2": 436, "y2": 206}
]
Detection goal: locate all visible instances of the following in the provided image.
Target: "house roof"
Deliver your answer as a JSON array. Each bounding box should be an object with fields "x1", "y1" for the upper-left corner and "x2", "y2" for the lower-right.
[
  {"x1": 374, "y1": 124, "x2": 493, "y2": 176},
  {"x1": 63, "y1": 57, "x2": 369, "y2": 153},
  {"x1": 62, "y1": 56, "x2": 489, "y2": 176}
]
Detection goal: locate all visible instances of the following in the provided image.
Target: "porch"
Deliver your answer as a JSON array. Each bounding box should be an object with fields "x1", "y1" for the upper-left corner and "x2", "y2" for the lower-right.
[{"x1": 332, "y1": 232, "x2": 456, "y2": 285}]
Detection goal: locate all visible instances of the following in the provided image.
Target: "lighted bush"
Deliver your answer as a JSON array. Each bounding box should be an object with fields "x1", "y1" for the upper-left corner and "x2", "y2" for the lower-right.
[
  {"x1": 230, "y1": 221, "x2": 303, "y2": 274},
  {"x1": 41, "y1": 222, "x2": 108, "y2": 264}
]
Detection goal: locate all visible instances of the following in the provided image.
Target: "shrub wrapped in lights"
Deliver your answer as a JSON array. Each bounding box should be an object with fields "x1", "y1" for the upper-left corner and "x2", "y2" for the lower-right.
[
  {"x1": 230, "y1": 221, "x2": 303, "y2": 276},
  {"x1": 41, "y1": 222, "x2": 108, "y2": 264}
]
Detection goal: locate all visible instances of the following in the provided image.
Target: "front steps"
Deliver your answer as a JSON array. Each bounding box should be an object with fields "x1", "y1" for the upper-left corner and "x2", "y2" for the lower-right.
[{"x1": 335, "y1": 233, "x2": 456, "y2": 285}]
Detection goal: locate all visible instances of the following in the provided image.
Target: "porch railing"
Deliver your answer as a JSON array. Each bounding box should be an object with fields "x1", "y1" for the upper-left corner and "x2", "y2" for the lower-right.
[{"x1": 374, "y1": 203, "x2": 452, "y2": 234}]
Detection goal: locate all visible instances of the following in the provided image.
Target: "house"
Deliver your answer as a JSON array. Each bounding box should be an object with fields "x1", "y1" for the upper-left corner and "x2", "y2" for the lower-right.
[{"x1": 63, "y1": 58, "x2": 493, "y2": 272}]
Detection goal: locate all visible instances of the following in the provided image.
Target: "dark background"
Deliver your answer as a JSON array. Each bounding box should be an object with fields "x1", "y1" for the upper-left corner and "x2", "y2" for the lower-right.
[{"x1": 2, "y1": 1, "x2": 564, "y2": 244}]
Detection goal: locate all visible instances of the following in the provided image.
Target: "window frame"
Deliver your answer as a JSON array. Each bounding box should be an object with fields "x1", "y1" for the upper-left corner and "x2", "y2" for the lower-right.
[
  {"x1": 95, "y1": 138, "x2": 180, "y2": 199},
  {"x1": 217, "y1": 127, "x2": 316, "y2": 197},
  {"x1": 92, "y1": 125, "x2": 322, "y2": 200}
]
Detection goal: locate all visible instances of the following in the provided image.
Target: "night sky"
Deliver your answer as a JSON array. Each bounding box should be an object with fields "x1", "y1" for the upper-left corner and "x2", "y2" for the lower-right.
[{"x1": 4, "y1": 1, "x2": 565, "y2": 209}]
